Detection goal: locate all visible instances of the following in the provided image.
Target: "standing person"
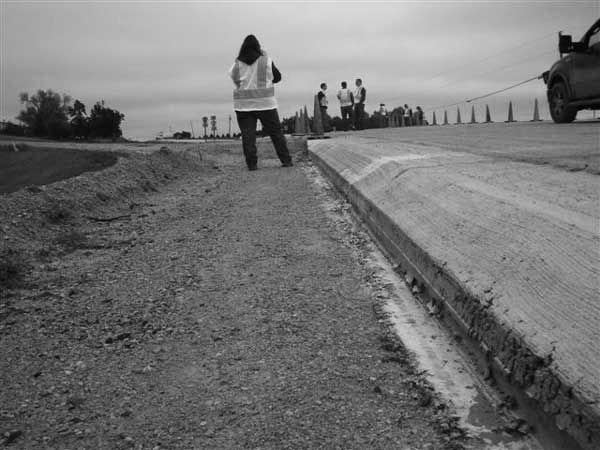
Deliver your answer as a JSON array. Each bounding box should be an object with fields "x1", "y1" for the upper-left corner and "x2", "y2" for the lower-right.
[
  {"x1": 403, "y1": 104, "x2": 412, "y2": 127},
  {"x1": 353, "y1": 78, "x2": 366, "y2": 130},
  {"x1": 317, "y1": 83, "x2": 331, "y2": 132},
  {"x1": 415, "y1": 106, "x2": 424, "y2": 125},
  {"x1": 337, "y1": 81, "x2": 354, "y2": 131},
  {"x1": 228, "y1": 34, "x2": 293, "y2": 171}
]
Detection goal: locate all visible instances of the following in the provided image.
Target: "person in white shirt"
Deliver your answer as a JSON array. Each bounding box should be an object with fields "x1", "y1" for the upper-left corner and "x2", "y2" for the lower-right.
[
  {"x1": 353, "y1": 79, "x2": 366, "y2": 130},
  {"x1": 228, "y1": 35, "x2": 292, "y2": 170},
  {"x1": 337, "y1": 81, "x2": 354, "y2": 131}
]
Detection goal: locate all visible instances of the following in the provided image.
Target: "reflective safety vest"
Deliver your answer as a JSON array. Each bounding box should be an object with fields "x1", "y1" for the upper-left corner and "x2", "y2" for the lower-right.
[
  {"x1": 229, "y1": 54, "x2": 278, "y2": 111},
  {"x1": 338, "y1": 88, "x2": 353, "y2": 107}
]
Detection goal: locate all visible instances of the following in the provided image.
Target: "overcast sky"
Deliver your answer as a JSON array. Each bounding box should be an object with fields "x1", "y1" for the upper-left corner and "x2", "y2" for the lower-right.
[{"x1": 1, "y1": 1, "x2": 597, "y2": 139}]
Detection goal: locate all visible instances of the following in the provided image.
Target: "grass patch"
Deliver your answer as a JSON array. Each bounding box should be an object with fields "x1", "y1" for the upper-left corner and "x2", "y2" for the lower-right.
[{"x1": 0, "y1": 145, "x2": 119, "y2": 194}]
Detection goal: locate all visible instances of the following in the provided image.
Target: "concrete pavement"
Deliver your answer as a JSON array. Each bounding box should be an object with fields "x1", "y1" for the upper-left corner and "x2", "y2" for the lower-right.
[{"x1": 308, "y1": 122, "x2": 600, "y2": 449}]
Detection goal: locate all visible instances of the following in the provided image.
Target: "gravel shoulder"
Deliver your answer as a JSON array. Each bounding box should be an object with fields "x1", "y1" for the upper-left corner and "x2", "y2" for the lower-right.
[{"x1": 1, "y1": 139, "x2": 470, "y2": 449}]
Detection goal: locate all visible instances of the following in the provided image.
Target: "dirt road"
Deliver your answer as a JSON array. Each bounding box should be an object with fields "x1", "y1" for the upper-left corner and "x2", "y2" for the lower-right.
[{"x1": 1, "y1": 141, "x2": 472, "y2": 449}]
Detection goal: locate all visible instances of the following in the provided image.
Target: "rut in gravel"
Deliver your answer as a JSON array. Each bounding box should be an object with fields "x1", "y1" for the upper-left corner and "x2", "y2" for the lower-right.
[{"x1": 1, "y1": 143, "x2": 468, "y2": 450}]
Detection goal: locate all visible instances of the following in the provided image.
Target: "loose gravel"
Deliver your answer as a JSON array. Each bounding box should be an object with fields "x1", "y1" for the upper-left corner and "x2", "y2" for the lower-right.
[{"x1": 1, "y1": 139, "x2": 469, "y2": 449}]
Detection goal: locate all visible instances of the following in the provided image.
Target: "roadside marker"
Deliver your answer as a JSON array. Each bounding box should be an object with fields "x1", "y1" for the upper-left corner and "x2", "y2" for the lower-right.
[
  {"x1": 531, "y1": 99, "x2": 542, "y2": 122},
  {"x1": 443, "y1": 110, "x2": 449, "y2": 125},
  {"x1": 469, "y1": 105, "x2": 477, "y2": 124},
  {"x1": 485, "y1": 104, "x2": 493, "y2": 123},
  {"x1": 505, "y1": 101, "x2": 516, "y2": 123},
  {"x1": 455, "y1": 107, "x2": 462, "y2": 124}
]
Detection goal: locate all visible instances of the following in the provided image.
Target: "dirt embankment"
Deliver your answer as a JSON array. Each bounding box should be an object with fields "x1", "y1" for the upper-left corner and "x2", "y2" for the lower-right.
[{"x1": 0, "y1": 144, "x2": 209, "y2": 288}]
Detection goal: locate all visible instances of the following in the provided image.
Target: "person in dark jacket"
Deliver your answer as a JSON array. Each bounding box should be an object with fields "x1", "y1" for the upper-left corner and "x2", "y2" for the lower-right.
[
  {"x1": 228, "y1": 35, "x2": 292, "y2": 170},
  {"x1": 317, "y1": 83, "x2": 331, "y2": 132}
]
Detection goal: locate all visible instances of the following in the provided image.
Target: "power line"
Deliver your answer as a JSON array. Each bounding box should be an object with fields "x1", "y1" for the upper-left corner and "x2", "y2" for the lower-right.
[
  {"x1": 414, "y1": 20, "x2": 583, "y2": 88},
  {"x1": 465, "y1": 75, "x2": 542, "y2": 103},
  {"x1": 425, "y1": 74, "x2": 542, "y2": 111},
  {"x1": 387, "y1": 21, "x2": 584, "y2": 109},
  {"x1": 421, "y1": 30, "x2": 556, "y2": 85},
  {"x1": 420, "y1": 48, "x2": 555, "y2": 104}
]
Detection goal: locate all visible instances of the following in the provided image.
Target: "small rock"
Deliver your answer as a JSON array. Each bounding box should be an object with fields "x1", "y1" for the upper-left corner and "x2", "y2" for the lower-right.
[
  {"x1": 3, "y1": 429, "x2": 22, "y2": 444},
  {"x1": 105, "y1": 332, "x2": 131, "y2": 344},
  {"x1": 67, "y1": 396, "x2": 85, "y2": 409}
]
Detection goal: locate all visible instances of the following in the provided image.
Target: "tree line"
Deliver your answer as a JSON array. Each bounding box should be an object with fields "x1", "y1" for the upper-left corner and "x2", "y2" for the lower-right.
[{"x1": 1, "y1": 89, "x2": 125, "y2": 140}]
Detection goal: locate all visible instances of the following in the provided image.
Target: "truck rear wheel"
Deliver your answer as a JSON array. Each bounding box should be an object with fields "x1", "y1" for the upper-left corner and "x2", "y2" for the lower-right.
[{"x1": 549, "y1": 82, "x2": 577, "y2": 123}]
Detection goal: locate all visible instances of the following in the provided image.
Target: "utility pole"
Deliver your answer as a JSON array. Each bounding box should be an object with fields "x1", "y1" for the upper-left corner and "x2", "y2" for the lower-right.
[
  {"x1": 202, "y1": 117, "x2": 208, "y2": 141},
  {"x1": 210, "y1": 115, "x2": 217, "y2": 140}
]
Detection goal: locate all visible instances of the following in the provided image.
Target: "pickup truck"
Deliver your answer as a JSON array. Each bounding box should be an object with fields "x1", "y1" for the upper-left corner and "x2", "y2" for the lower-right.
[{"x1": 543, "y1": 19, "x2": 600, "y2": 123}]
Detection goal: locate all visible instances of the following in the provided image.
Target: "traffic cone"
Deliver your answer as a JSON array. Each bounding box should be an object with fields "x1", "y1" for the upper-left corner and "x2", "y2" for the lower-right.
[
  {"x1": 531, "y1": 99, "x2": 542, "y2": 121},
  {"x1": 505, "y1": 101, "x2": 516, "y2": 123},
  {"x1": 443, "y1": 110, "x2": 448, "y2": 125},
  {"x1": 304, "y1": 105, "x2": 311, "y2": 133},
  {"x1": 469, "y1": 105, "x2": 477, "y2": 124},
  {"x1": 299, "y1": 110, "x2": 306, "y2": 134},
  {"x1": 294, "y1": 112, "x2": 301, "y2": 134},
  {"x1": 485, "y1": 104, "x2": 492, "y2": 123},
  {"x1": 432, "y1": 111, "x2": 437, "y2": 125},
  {"x1": 455, "y1": 107, "x2": 462, "y2": 124},
  {"x1": 313, "y1": 96, "x2": 324, "y2": 136}
]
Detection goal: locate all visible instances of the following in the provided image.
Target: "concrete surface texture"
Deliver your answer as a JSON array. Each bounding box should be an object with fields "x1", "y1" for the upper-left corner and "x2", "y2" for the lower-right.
[{"x1": 308, "y1": 122, "x2": 600, "y2": 449}]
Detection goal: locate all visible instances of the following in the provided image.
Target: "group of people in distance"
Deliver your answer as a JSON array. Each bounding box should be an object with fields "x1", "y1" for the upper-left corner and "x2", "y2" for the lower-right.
[
  {"x1": 318, "y1": 79, "x2": 366, "y2": 132},
  {"x1": 394, "y1": 104, "x2": 426, "y2": 127},
  {"x1": 226, "y1": 34, "x2": 425, "y2": 171}
]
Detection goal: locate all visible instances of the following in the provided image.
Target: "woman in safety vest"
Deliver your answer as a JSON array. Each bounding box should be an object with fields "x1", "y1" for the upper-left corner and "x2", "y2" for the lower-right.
[{"x1": 228, "y1": 35, "x2": 293, "y2": 171}]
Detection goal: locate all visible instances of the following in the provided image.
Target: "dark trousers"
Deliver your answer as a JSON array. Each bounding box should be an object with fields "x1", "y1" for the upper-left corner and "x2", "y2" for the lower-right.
[
  {"x1": 341, "y1": 105, "x2": 353, "y2": 131},
  {"x1": 235, "y1": 109, "x2": 292, "y2": 168},
  {"x1": 320, "y1": 107, "x2": 331, "y2": 132},
  {"x1": 353, "y1": 103, "x2": 365, "y2": 130}
]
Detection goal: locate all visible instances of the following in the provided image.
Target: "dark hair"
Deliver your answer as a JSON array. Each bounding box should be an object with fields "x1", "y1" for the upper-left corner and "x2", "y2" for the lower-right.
[
  {"x1": 238, "y1": 35, "x2": 261, "y2": 59},
  {"x1": 320, "y1": 83, "x2": 327, "y2": 89},
  {"x1": 356, "y1": 78, "x2": 362, "y2": 84},
  {"x1": 341, "y1": 81, "x2": 347, "y2": 88}
]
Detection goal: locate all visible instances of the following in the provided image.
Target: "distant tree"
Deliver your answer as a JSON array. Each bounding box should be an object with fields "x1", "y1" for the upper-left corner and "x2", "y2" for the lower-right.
[
  {"x1": 68, "y1": 99, "x2": 89, "y2": 139},
  {"x1": 368, "y1": 110, "x2": 387, "y2": 129},
  {"x1": 88, "y1": 101, "x2": 125, "y2": 139},
  {"x1": 0, "y1": 120, "x2": 27, "y2": 136},
  {"x1": 17, "y1": 89, "x2": 71, "y2": 138},
  {"x1": 281, "y1": 116, "x2": 295, "y2": 134},
  {"x1": 330, "y1": 115, "x2": 344, "y2": 131}
]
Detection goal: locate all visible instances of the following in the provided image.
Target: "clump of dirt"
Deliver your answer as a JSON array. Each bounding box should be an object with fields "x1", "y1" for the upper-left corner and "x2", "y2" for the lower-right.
[{"x1": 0, "y1": 245, "x2": 28, "y2": 289}]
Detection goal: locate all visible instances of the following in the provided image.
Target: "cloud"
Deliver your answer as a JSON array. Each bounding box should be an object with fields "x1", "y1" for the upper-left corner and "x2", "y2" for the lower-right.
[{"x1": 2, "y1": 1, "x2": 596, "y2": 139}]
